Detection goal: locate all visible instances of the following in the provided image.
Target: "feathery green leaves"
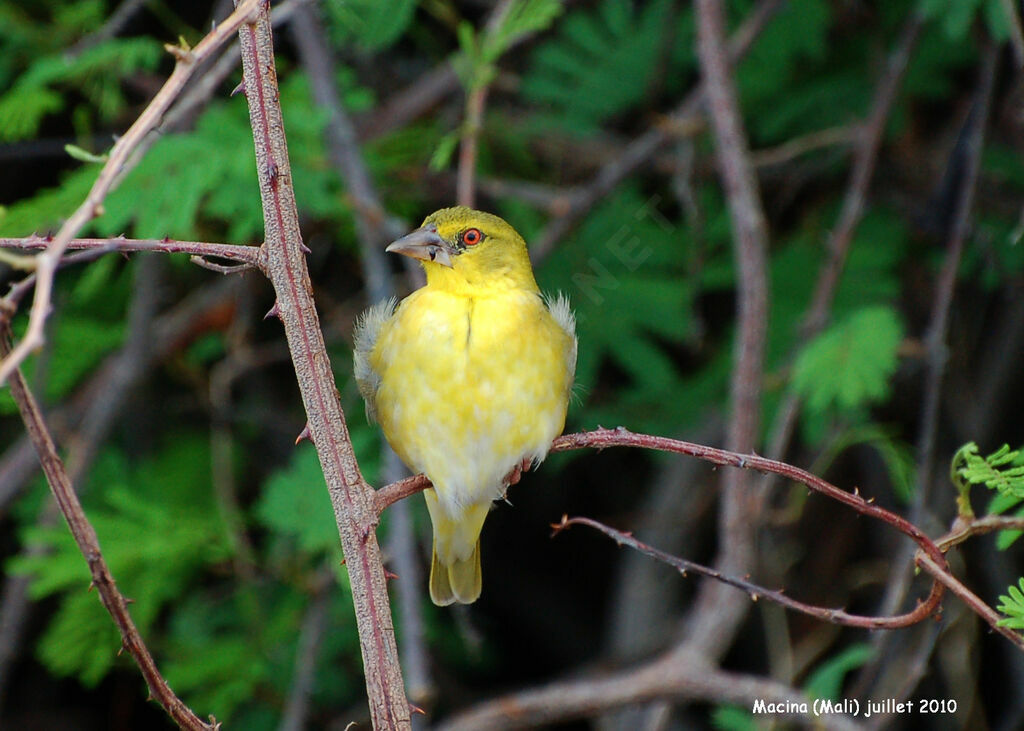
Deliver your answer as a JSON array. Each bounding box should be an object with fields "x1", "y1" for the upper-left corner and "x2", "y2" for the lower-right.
[
  {"x1": 792, "y1": 306, "x2": 905, "y2": 416},
  {"x1": 997, "y1": 578, "x2": 1024, "y2": 629},
  {"x1": 522, "y1": 0, "x2": 671, "y2": 131}
]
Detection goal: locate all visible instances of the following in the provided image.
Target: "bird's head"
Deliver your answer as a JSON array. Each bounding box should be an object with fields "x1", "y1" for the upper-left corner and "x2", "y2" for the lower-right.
[{"x1": 386, "y1": 207, "x2": 538, "y2": 293}]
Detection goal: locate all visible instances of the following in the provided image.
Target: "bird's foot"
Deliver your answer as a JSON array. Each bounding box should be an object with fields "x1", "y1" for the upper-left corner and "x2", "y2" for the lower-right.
[{"x1": 502, "y1": 457, "x2": 533, "y2": 488}]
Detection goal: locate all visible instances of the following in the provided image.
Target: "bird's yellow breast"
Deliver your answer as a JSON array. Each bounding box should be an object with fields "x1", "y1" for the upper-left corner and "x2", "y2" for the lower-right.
[{"x1": 370, "y1": 287, "x2": 574, "y2": 517}]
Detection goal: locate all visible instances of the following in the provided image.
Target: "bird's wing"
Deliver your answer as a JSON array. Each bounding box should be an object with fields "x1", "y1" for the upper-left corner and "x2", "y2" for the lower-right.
[
  {"x1": 352, "y1": 297, "x2": 398, "y2": 423},
  {"x1": 543, "y1": 291, "x2": 578, "y2": 380}
]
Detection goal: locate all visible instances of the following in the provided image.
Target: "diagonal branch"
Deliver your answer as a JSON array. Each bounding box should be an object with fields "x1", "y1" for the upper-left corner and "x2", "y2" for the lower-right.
[
  {"x1": 553, "y1": 515, "x2": 937, "y2": 630},
  {"x1": 761, "y1": 13, "x2": 922, "y2": 488},
  {"x1": 2, "y1": 332, "x2": 213, "y2": 730},
  {"x1": 0, "y1": 0, "x2": 265, "y2": 388}
]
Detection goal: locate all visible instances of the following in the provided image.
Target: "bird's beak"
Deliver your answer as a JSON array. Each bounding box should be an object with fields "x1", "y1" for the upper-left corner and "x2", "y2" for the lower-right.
[{"x1": 385, "y1": 223, "x2": 453, "y2": 268}]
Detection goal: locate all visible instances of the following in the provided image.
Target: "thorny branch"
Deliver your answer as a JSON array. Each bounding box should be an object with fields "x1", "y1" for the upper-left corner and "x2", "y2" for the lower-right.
[
  {"x1": 375, "y1": 426, "x2": 1019, "y2": 652},
  {"x1": 233, "y1": 3, "x2": 410, "y2": 727},
  {"x1": 0, "y1": 235, "x2": 263, "y2": 269}
]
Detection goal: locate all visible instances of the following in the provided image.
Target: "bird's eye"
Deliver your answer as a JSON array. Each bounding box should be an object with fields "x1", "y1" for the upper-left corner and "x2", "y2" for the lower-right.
[{"x1": 461, "y1": 228, "x2": 483, "y2": 246}]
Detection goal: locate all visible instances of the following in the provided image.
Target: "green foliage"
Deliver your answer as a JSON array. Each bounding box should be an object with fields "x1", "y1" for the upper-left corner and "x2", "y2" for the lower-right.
[
  {"x1": 535, "y1": 187, "x2": 696, "y2": 433},
  {"x1": 710, "y1": 705, "x2": 756, "y2": 731},
  {"x1": 324, "y1": 0, "x2": 419, "y2": 51},
  {"x1": 918, "y1": 0, "x2": 1012, "y2": 42},
  {"x1": 954, "y1": 443, "x2": 1024, "y2": 499},
  {"x1": 0, "y1": 76, "x2": 337, "y2": 242},
  {"x1": 804, "y1": 643, "x2": 873, "y2": 699},
  {"x1": 8, "y1": 438, "x2": 233, "y2": 685},
  {"x1": 738, "y1": 0, "x2": 835, "y2": 142},
  {"x1": 0, "y1": 311, "x2": 125, "y2": 415},
  {"x1": 792, "y1": 306, "x2": 904, "y2": 418},
  {"x1": 521, "y1": 0, "x2": 671, "y2": 131},
  {"x1": 953, "y1": 443, "x2": 1024, "y2": 548},
  {"x1": 996, "y1": 578, "x2": 1024, "y2": 629},
  {"x1": 256, "y1": 446, "x2": 341, "y2": 558},
  {"x1": 0, "y1": 38, "x2": 161, "y2": 142},
  {"x1": 453, "y1": 0, "x2": 563, "y2": 91}
]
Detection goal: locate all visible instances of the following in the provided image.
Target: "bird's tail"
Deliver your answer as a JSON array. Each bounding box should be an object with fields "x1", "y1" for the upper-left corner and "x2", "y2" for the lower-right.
[{"x1": 424, "y1": 491, "x2": 489, "y2": 605}]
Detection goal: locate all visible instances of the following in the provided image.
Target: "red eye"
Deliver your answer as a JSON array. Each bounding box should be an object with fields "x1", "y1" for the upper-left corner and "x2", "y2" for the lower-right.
[{"x1": 462, "y1": 228, "x2": 482, "y2": 246}]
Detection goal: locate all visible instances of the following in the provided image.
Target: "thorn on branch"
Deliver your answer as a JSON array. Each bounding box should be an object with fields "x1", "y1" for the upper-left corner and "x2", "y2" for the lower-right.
[
  {"x1": 264, "y1": 302, "x2": 281, "y2": 320},
  {"x1": 231, "y1": 81, "x2": 246, "y2": 97},
  {"x1": 384, "y1": 569, "x2": 399, "y2": 581},
  {"x1": 410, "y1": 704, "x2": 427, "y2": 716},
  {"x1": 549, "y1": 513, "x2": 571, "y2": 537},
  {"x1": 295, "y1": 423, "x2": 311, "y2": 444}
]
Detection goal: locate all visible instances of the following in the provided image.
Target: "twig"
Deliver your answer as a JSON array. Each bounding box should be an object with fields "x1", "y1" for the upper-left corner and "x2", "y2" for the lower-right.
[
  {"x1": 935, "y1": 515, "x2": 1024, "y2": 553},
  {"x1": 456, "y1": 85, "x2": 488, "y2": 208},
  {"x1": 0, "y1": 0, "x2": 264, "y2": 388},
  {"x1": 2, "y1": 332, "x2": 213, "y2": 730},
  {"x1": 456, "y1": 0, "x2": 516, "y2": 208},
  {"x1": 0, "y1": 235, "x2": 263, "y2": 267},
  {"x1": 382, "y1": 450, "x2": 434, "y2": 709},
  {"x1": 553, "y1": 515, "x2": 937, "y2": 630},
  {"x1": 750, "y1": 125, "x2": 859, "y2": 169},
  {"x1": 2, "y1": 247, "x2": 117, "y2": 314},
  {"x1": 234, "y1": 5, "x2": 409, "y2": 727},
  {"x1": 189, "y1": 255, "x2": 253, "y2": 274}
]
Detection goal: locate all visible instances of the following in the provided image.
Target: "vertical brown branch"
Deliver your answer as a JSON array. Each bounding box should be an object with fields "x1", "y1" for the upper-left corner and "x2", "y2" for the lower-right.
[
  {"x1": 233, "y1": 5, "x2": 410, "y2": 728},
  {"x1": 456, "y1": 86, "x2": 488, "y2": 208},
  {"x1": 686, "y1": 0, "x2": 771, "y2": 660}
]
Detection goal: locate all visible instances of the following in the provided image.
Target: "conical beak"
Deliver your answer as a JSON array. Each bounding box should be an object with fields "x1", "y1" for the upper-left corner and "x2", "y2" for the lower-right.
[{"x1": 385, "y1": 223, "x2": 453, "y2": 268}]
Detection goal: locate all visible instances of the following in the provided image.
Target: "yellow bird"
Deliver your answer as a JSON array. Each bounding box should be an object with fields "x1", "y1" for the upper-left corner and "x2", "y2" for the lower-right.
[{"x1": 353, "y1": 207, "x2": 577, "y2": 605}]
